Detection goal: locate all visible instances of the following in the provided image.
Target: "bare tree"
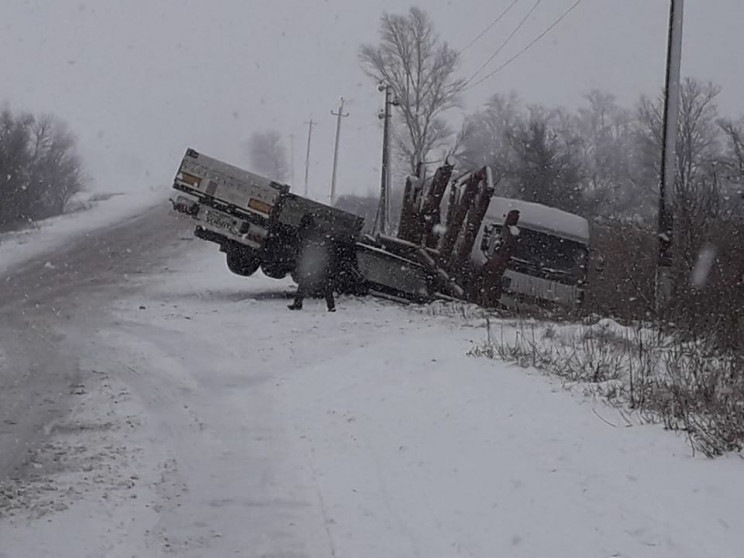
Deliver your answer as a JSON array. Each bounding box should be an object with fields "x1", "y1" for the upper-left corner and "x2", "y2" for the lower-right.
[
  {"x1": 0, "y1": 109, "x2": 33, "y2": 226},
  {"x1": 636, "y1": 78, "x2": 738, "y2": 331},
  {"x1": 637, "y1": 79, "x2": 722, "y2": 263},
  {"x1": 247, "y1": 130, "x2": 289, "y2": 182},
  {"x1": 28, "y1": 116, "x2": 86, "y2": 219},
  {"x1": 719, "y1": 117, "x2": 744, "y2": 189},
  {"x1": 457, "y1": 92, "x2": 522, "y2": 177},
  {"x1": 0, "y1": 109, "x2": 85, "y2": 228},
  {"x1": 505, "y1": 107, "x2": 583, "y2": 213},
  {"x1": 458, "y1": 95, "x2": 584, "y2": 213},
  {"x1": 637, "y1": 79, "x2": 721, "y2": 203},
  {"x1": 360, "y1": 7, "x2": 464, "y2": 173},
  {"x1": 574, "y1": 91, "x2": 646, "y2": 220}
]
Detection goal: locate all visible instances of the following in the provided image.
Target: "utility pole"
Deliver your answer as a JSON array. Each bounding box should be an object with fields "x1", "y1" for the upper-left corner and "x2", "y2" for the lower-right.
[
  {"x1": 375, "y1": 84, "x2": 396, "y2": 235},
  {"x1": 289, "y1": 133, "x2": 295, "y2": 186},
  {"x1": 303, "y1": 118, "x2": 316, "y2": 198},
  {"x1": 330, "y1": 98, "x2": 349, "y2": 206},
  {"x1": 656, "y1": 0, "x2": 685, "y2": 315}
]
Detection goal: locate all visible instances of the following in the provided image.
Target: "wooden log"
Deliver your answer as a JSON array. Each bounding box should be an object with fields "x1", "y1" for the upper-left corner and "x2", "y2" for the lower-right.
[
  {"x1": 397, "y1": 162, "x2": 424, "y2": 243},
  {"x1": 418, "y1": 162, "x2": 454, "y2": 246},
  {"x1": 438, "y1": 173, "x2": 480, "y2": 264},
  {"x1": 452, "y1": 167, "x2": 494, "y2": 269}
]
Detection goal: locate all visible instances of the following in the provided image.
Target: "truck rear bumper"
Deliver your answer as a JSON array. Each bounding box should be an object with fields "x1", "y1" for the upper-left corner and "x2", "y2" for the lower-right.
[
  {"x1": 194, "y1": 226, "x2": 230, "y2": 247},
  {"x1": 171, "y1": 195, "x2": 268, "y2": 251}
]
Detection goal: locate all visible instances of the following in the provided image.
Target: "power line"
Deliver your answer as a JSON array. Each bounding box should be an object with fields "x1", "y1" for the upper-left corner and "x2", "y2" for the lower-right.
[
  {"x1": 457, "y1": 0, "x2": 521, "y2": 55},
  {"x1": 464, "y1": 0, "x2": 585, "y2": 92},
  {"x1": 462, "y1": 0, "x2": 542, "y2": 89}
]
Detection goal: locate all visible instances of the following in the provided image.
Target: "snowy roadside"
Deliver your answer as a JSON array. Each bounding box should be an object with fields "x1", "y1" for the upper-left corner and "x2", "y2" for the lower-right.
[
  {"x1": 0, "y1": 185, "x2": 169, "y2": 274},
  {"x1": 1, "y1": 238, "x2": 744, "y2": 556}
]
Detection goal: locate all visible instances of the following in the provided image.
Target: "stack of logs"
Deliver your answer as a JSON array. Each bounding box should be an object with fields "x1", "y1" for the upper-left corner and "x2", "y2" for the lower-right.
[{"x1": 375, "y1": 161, "x2": 509, "y2": 305}]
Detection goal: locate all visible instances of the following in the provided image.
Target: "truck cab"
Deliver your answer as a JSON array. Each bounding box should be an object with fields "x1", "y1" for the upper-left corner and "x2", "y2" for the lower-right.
[{"x1": 472, "y1": 197, "x2": 590, "y2": 309}]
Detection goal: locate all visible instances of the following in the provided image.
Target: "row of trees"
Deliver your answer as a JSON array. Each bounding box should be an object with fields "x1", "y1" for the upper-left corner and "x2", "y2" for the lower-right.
[
  {"x1": 359, "y1": 7, "x2": 744, "y2": 224},
  {"x1": 359, "y1": 7, "x2": 744, "y2": 351},
  {"x1": 0, "y1": 108, "x2": 85, "y2": 230},
  {"x1": 458, "y1": 83, "x2": 744, "y2": 222},
  {"x1": 456, "y1": 78, "x2": 744, "y2": 349}
]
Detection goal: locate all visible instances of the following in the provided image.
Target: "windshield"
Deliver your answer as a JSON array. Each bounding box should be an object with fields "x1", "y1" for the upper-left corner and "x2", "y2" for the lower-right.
[
  {"x1": 514, "y1": 228, "x2": 587, "y2": 273},
  {"x1": 483, "y1": 224, "x2": 588, "y2": 284}
]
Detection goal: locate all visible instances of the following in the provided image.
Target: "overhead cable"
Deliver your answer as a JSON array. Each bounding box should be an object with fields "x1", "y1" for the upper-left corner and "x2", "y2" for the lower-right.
[
  {"x1": 464, "y1": 0, "x2": 585, "y2": 92},
  {"x1": 457, "y1": 0, "x2": 522, "y2": 55},
  {"x1": 461, "y1": 0, "x2": 542, "y2": 89}
]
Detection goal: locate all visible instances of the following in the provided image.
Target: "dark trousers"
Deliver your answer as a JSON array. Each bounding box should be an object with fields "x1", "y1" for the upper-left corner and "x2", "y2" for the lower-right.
[{"x1": 294, "y1": 281, "x2": 335, "y2": 310}]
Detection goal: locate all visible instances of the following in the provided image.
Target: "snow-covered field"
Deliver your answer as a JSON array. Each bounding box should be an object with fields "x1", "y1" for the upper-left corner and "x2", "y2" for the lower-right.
[{"x1": 1, "y1": 208, "x2": 744, "y2": 557}]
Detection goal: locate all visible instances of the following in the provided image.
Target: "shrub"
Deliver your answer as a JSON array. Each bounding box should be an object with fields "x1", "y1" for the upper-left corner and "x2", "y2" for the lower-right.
[{"x1": 0, "y1": 109, "x2": 85, "y2": 230}]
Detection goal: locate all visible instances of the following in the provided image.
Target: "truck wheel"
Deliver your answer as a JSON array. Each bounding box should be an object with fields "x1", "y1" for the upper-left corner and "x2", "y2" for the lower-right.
[
  {"x1": 226, "y1": 248, "x2": 260, "y2": 277},
  {"x1": 261, "y1": 262, "x2": 289, "y2": 279}
]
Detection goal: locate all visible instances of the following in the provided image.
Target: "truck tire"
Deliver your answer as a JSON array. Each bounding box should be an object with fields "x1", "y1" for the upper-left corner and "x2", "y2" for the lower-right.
[
  {"x1": 261, "y1": 262, "x2": 290, "y2": 279},
  {"x1": 226, "y1": 248, "x2": 261, "y2": 277}
]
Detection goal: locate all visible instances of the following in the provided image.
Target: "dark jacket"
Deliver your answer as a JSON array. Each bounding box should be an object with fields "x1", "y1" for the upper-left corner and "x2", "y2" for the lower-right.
[{"x1": 295, "y1": 217, "x2": 336, "y2": 291}]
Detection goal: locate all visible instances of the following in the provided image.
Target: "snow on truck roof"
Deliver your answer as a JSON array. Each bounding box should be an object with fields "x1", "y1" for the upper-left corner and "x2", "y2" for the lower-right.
[{"x1": 485, "y1": 197, "x2": 590, "y2": 244}]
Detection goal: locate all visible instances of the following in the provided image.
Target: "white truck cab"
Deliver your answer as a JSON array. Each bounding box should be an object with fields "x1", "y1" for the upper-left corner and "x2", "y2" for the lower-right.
[{"x1": 472, "y1": 197, "x2": 590, "y2": 309}]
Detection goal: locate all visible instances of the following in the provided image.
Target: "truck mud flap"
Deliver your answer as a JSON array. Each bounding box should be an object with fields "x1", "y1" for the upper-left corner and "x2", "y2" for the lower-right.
[{"x1": 194, "y1": 226, "x2": 230, "y2": 246}]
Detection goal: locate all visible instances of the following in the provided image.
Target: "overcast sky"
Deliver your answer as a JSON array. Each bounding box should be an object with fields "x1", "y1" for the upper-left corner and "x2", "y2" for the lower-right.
[{"x1": 2, "y1": 0, "x2": 742, "y2": 199}]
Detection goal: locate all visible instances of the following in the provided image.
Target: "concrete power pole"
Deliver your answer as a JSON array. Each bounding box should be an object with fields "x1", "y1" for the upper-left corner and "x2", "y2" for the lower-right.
[
  {"x1": 656, "y1": 0, "x2": 685, "y2": 315},
  {"x1": 303, "y1": 118, "x2": 316, "y2": 198},
  {"x1": 375, "y1": 84, "x2": 395, "y2": 235},
  {"x1": 289, "y1": 133, "x2": 295, "y2": 187},
  {"x1": 330, "y1": 98, "x2": 349, "y2": 206}
]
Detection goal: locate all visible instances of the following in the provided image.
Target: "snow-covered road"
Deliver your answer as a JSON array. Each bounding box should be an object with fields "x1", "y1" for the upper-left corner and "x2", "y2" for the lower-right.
[
  {"x1": 1, "y1": 205, "x2": 743, "y2": 557},
  {"x1": 0, "y1": 196, "x2": 178, "y2": 478}
]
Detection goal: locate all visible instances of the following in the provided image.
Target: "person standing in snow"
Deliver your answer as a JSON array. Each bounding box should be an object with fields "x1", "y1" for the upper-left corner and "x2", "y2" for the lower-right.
[
  {"x1": 479, "y1": 209, "x2": 520, "y2": 308},
  {"x1": 288, "y1": 214, "x2": 337, "y2": 312}
]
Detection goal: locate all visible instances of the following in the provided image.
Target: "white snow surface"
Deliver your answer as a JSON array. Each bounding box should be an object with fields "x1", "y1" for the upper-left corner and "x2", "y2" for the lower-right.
[
  {"x1": 0, "y1": 186, "x2": 168, "y2": 274},
  {"x1": 2, "y1": 224, "x2": 744, "y2": 556}
]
